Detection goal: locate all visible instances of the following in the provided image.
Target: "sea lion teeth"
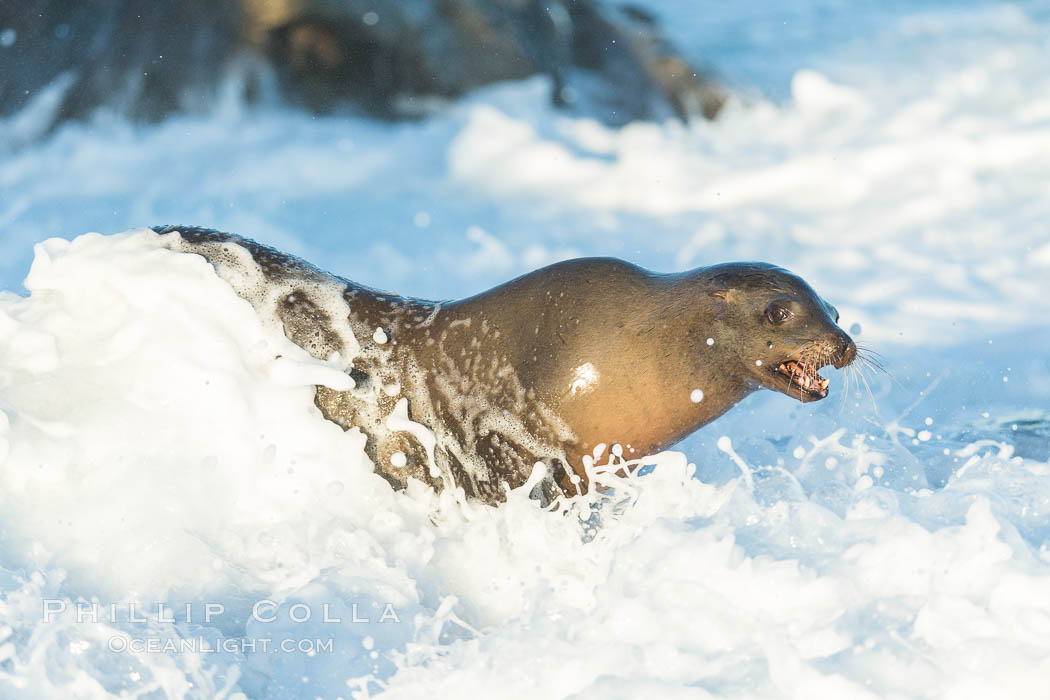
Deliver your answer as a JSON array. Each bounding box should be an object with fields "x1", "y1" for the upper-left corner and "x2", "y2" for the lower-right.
[{"x1": 154, "y1": 225, "x2": 856, "y2": 504}]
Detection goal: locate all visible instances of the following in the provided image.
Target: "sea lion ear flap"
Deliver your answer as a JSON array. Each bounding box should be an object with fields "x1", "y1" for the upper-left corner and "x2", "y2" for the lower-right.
[{"x1": 710, "y1": 288, "x2": 734, "y2": 320}]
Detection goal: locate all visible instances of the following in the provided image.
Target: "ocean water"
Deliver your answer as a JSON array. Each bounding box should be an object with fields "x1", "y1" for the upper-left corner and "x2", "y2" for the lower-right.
[{"x1": 1, "y1": 1, "x2": 1049, "y2": 698}]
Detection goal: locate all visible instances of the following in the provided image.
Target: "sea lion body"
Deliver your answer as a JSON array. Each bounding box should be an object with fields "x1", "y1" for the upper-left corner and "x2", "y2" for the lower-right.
[{"x1": 154, "y1": 226, "x2": 855, "y2": 503}]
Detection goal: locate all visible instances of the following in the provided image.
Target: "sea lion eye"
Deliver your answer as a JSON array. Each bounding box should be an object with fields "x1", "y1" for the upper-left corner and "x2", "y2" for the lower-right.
[{"x1": 765, "y1": 304, "x2": 792, "y2": 325}]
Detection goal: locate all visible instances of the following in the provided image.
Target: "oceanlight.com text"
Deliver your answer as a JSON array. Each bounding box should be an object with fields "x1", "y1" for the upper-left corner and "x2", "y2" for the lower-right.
[{"x1": 107, "y1": 636, "x2": 335, "y2": 654}]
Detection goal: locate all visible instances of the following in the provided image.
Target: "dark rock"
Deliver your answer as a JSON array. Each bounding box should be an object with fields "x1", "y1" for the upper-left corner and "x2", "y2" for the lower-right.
[{"x1": 0, "y1": 0, "x2": 725, "y2": 137}]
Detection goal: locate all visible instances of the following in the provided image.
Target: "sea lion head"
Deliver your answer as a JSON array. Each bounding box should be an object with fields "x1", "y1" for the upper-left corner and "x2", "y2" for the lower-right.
[{"x1": 703, "y1": 263, "x2": 856, "y2": 403}]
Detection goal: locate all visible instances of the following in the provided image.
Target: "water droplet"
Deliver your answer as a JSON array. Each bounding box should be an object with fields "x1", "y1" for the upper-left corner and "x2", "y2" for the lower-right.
[
  {"x1": 849, "y1": 322, "x2": 862, "y2": 335},
  {"x1": 690, "y1": 389, "x2": 704, "y2": 403}
]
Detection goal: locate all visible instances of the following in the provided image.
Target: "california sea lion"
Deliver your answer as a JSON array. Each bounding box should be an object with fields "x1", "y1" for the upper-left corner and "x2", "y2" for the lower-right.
[{"x1": 153, "y1": 226, "x2": 856, "y2": 504}]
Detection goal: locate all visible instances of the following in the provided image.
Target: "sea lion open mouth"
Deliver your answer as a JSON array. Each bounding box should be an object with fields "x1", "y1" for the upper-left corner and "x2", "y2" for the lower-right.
[{"x1": 772, "y1": 358, "x2": 830, "y2": 400}]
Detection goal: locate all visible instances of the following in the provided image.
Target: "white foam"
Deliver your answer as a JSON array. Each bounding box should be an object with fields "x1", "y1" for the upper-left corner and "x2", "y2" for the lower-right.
[{"x1": 385, "y1": 397, "x2": 440, "y2": 480}]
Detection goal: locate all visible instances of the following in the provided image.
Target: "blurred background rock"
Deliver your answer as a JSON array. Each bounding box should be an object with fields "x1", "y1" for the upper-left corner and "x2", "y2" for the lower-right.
[{"x1": 0, "y1": 0, "x2": 725, "y2": 138}]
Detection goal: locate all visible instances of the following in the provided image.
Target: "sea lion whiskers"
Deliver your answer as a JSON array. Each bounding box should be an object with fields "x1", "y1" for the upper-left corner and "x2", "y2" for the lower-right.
[
  {"x1": 795, "y1": 342, "x2": 821, "y2": 401},
  {"x1": 855, "y1": 346, "x2": 903, "y2": 390},
  {"x1": 838, "y1": 350, "x2": 853, "y2": 413},
  {"x1": 773, "y1": 338, "x2": 812, "y2": 400},
  {"x1": 842, "y1": 342, "x2": 865, "y2": 413},
  {"x1": 848, "y1": 355, "x2": 881, "y2": 417},
  {"x1": 814, "y1": 343, "x2": 833, "y2": 403}
]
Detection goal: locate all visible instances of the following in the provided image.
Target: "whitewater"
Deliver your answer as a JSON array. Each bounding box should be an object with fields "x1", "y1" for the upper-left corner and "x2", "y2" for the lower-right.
[{"x1": 1, "y1": 1, "x2": 1049, "y2": 698}]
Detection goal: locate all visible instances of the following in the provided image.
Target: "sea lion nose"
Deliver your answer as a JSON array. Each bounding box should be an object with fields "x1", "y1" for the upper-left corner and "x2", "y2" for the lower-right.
[{"x1": 834, "y1": 333, "x2": 857, "y2": 369}]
